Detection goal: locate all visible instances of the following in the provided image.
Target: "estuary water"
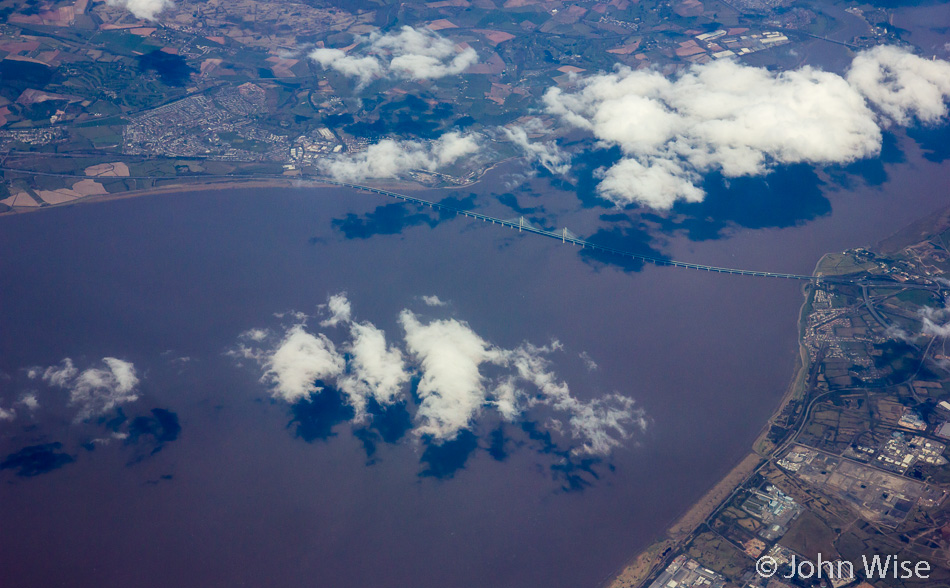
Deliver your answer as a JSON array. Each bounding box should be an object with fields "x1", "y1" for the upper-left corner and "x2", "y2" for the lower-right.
[{"x1": 0, "y1": 132, "x2": 948, "y2": 588}]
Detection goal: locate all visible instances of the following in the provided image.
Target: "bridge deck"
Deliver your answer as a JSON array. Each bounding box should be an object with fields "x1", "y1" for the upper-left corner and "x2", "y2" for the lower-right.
[{"x1": 327, "y1": 180, "x2": 854, "y2": 283}]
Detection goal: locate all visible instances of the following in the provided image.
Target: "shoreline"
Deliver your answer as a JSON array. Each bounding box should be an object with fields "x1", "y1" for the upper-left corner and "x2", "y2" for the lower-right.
[
  {"x1": 0, "y1": 178, "x2": 331, "y2": 217},
  {"x1": 0, "y1": 175, "x2": 457, "y2": 217},
  {"x1": 605, "y1": 452, "x2": 767, "y2": 588},
  {"x1": 0, "y1": 157, "x2": 517, "y2": 219},
  {"x1": 606, "y1": 258, "x2": 821, "y2": 588},
  {"x1": 750, "y1": 254, "x2": 829, "y2": 457}
]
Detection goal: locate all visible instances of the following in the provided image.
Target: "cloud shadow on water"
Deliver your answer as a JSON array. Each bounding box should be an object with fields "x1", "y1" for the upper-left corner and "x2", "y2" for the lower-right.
[
  {"x1": 126, "y1": 408, "x2": 181, "y2": 464},
  {"x1": 418, "y1": 430, "x2": 479, "y2": 479},
  {"x1": 281, "y1": 382, "x2": 617, "y2": 488},
  {"x1": 642, "y1": 164, "x2": 831, "y2": 241},
  {"x1": 520, "y1": 421, "x2": 604, "y2": 492},
  {"x1": 829, "y1": 131, "x2": 905, "y2": 188},
  {"x1": 145, "y1": 474, "x2": 175, "y2": 486},
  {"x1": 353, "y1": 399, "x2": 413, "y2": 462},
  {"x1": 101, "y1": 409, "x2": 128, "y2": 432},
  {"x1": 551, "y1": 455, "x2": 603, "y2": 493},
  {"x1": 0, "y1": 443, "x2": 75, "y2": 477},
  {"x1": 289, "y1": 384, "x2": 355, "y2": 443},
  {"x1": 554, "y1": 151, "x2": 837, "y2": 269},
  {"x1": 487, "y1": 425, "x2": 510, "y2": 462},
  {"x1": 579, "y1": 219, "x2": 669, "y2": 273},
  {"x1": 907, "y1": 122, "x2": 950, "y2": 164},
  {"x1": 435, "y1": 194, "x2": 478, "y2": 217},
  {"x1": 332, "y1": 203, "x2": 438, "y2": 239},
  {"x1": 496, "y1": 192, "x2": 541, "y2": 216},
  {"x1": 558, "y1": 133, "x2": 920, "y2": 246},
  {"x1": 551, "y1": 144, "x2": 623, "y2": 209},
  {"x1": 330, "y1": 194, "x2": 478, "y2": 240}
]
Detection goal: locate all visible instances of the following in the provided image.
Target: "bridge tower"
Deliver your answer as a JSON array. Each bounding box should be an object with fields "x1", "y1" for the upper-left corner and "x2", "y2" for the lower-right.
[{"x1": 560, "y1": 228, "x2": 579, "y2": 243}]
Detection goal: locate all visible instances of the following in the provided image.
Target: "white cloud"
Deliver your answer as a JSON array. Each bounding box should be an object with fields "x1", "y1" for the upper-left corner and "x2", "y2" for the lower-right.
[
  {"x1": 492, "y1": 379, "x2": 523, "y2": 422},
  {"x1": 18, "y1": 394, "x2": 39, "y2": 411},
  {"x1": 321, "y1": 293, "x2": 352, "y2": 327},
  {"x1": 847, "y1": 45, "x2": 950, "y2": 125},
  {"x1": 504, "y1": 124, "x2": 571, "y2": 175},
  {"x1": 596, "y1": 158, "x2": 704, "y2": 209},
  {"x1": 229, "y1": 344, "x2": 261, "y2": 363},
  {"x1": 339, "y1": 321, "x2": 411, "y2": 420},
  {"x1": 309, "y1": 49, "x2": 384, "y2": 88},
  {"x1": 319, "y1": 132, "x2": 480, "y2": 182},
  {"x1": 375, "y1": 26, "x2": 478, "y2": 79},
  {"x1": 274, "y1": 310, "x2": 309, "y2": 322},
  {"x1": 238, "y1": 295, "x2": 645, "y2": 454},
  {"x1": 885, "y1": 324, "x2": 912, "y2": 341},
  {"x1": 400, "y1": 310, "x2": 504, "y2": 441},
  {"x1": 924, "y1": 320, "x2": 950, "y2": 338},
  {"x1": 239, "y1": 304, "x2": 411, "y2": 418},
  {"x1": 243, "y1": 328, "x2": 269, "y2": 342},
  {"x1": 262, "y1": 325, "x2": 346, "y2": 403},
  {"x1": 421, "y1": 295, "x2": 447, "y2": 307},
  {"x1": 41, "y1": 357, "x2": 140, "y2": 419},
  {"x1": 0, "y1": 406, "x2": 15, "y2": 421},
  {"x1": 500, "y1": 342, "x2": 645, "y2": 454},
  {"x1": 579, "y1": 351, "x2": 598, "y2": 371},
  {"x1": 502, "y1": 341, "x2": 567, "y2": 407},
  {"x1": 400, "y1": 316, "x2": 644, "y2": 453},
  {"x1": 885, "y1": 302, "x2": 950, "y2": 341},
  {"x1": 73, "y1": 358, "x2": 139, "y2": 418},
  {"x1": 562, "y1": 393, "x2": 646, "y2": 455},
  {"x1": 41, "y1": 358, "x2": 78, "y2": 388},
  {"x1": 89, "y1": 431, "x2": 130, "y2": 447},
  {"x1": 921, "y1": 303, "x2": 950, "y2": 338},
  {"x1": 106, "y1": 0, "x2": 173, "y2": 20},
  {"x1": 542, "y1": 47, "x2": 950, "y2": 209},
  {"x1": 309, "y1": 26, "x2": 478, "y2": 88}
]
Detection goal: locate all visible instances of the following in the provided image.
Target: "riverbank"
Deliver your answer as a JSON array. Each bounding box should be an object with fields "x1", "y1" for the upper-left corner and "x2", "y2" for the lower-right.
[
  {"x1": 0, "y1": 178, "x2": 319, "y2": 217},
  {"x1": 606, "y1": 264, "x2": 821, "y2": 588},
  {"x1": 605, "y1": 453, "x2": 765, "y2": 588},
  {"x1": 0, "y1": 156, "x2": 516, "y2": 218}
]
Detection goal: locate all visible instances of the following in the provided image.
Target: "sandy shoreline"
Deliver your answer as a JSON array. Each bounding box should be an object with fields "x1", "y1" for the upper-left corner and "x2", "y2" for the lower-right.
[
  {"x1": 0, "y1": 172, "x2": 485, "y2": 218},
  {"x1": 0, "y1": 178, "x2": 351, "y2": 217},
  {"x1": 0, "y1": 157, "x2": 516, "y2": 219},
  {"x1": 605, "y1": 452, "x2": 765, "y2": 588},
  {"x1": 606, "y1": 269, "x2": 818, "y2": 588}
]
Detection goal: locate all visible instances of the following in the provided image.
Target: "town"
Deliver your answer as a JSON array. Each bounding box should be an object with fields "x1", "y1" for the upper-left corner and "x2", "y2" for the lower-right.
[
  {"x1": 622, "y1": 211, "x2": 950, "y2": 588},
  {"x1": 1, "y1": 0, "x2": 903, "y2": 210}
]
